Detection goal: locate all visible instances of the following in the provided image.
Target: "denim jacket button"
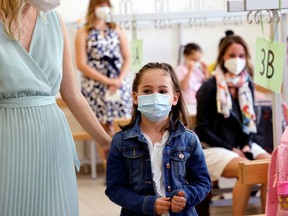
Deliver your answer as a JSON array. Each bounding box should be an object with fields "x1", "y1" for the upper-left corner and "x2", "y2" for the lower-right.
[
  {"x1": 166, "y1": 163, "x2": 170, "y2": 169},
  {"x1": 167, "y1": 186, "x2": 172, "y2": 192}
]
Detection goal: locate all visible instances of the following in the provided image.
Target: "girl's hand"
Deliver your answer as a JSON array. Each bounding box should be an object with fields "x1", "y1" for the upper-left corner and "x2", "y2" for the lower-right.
[
  {"x1": 185, "y1": 60, "x2": 195, "y2": 72},
  {"x1": 155, "y1": 197, "x2": 170, "y2": 215},
  {"x1": 171, "y1": 191, "x2": 186, "y2": 213}
]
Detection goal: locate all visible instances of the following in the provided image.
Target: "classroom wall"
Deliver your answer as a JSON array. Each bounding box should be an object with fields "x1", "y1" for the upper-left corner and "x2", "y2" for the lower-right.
[{"x1": 57, "y1": 0, "x2": 271, "y2": 71}]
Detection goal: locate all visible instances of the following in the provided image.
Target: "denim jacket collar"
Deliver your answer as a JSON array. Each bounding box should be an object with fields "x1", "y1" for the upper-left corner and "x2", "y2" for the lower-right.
[{"x1": 124, "y1": 116, "x2": 187, "y2": 141}]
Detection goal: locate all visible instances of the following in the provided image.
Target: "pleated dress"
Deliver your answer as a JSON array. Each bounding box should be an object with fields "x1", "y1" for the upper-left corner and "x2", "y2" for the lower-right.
[{"x1": 0, "y1": 11, "x2": 80, "y2": 216}]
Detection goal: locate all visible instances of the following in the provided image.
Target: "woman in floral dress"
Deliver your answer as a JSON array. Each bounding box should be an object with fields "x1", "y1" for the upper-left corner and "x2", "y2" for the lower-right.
[{"x1": 75, "y1": 0, "x2": 132, "y2": 136}]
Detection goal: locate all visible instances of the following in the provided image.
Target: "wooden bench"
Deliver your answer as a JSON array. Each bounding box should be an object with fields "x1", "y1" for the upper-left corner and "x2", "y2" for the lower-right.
[
  {"x1": 239, "y1": 159, "x2": 270, "y2": 185},
  {"x1": 238, "y1": 159, "x2": 270, "y2": 216},
  {"x1": 113, "y1": 118, "x2": 131, "y2": 132},
  {"x1": 72, "y1": 131, "x2": 92, "y2": 141}
]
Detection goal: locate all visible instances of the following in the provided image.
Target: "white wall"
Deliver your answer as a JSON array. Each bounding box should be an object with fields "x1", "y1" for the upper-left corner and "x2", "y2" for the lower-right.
[
  {"x1": 56, "y1": 0, "x2": 271, "y2": 73},
  {"x1": 56, "y1": 0, "x2": 227, "y2": 21}
]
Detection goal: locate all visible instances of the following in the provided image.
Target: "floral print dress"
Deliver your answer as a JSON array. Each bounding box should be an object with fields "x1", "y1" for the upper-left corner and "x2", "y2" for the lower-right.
[{"x1": 81, "y1": 27, "x2": 132, "y2": 124}]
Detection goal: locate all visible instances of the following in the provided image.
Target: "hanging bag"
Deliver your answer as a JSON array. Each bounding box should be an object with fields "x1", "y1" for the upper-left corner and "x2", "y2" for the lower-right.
[{"x1": 266, "y1": 127, "x2": 288, "y2": 216}]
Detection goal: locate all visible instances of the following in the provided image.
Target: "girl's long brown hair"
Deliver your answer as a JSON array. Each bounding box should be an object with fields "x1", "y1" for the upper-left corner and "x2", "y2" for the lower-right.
[
  {"x1": 120, "y1": 62, "x2": 190, "y2": 132},
  {"x1": 84, "y1": 0, "x2": 116, "y2": 31}
]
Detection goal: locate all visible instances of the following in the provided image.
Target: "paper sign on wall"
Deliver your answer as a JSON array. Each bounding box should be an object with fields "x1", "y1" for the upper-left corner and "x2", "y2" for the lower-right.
[
  {"x1": 254, "y1": 37, "x2": 285, "y2": 93},
  {"x1": 131, "y1": 39, "x2": 143, "y2": 73}
]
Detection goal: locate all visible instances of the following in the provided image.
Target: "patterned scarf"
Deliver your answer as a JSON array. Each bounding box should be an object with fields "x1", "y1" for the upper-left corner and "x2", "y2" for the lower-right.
[{"x1": 215, "y1": 68, "x2": 257, "y2": 134}]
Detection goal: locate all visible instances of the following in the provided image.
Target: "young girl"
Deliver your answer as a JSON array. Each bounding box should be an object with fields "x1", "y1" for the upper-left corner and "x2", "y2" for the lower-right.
[
  {"x1": 105, "y1": 62, "x2": 211, "y2": 216},
  {"x1": 176, "y1": 43, "x2": 208, "y2": 113}
]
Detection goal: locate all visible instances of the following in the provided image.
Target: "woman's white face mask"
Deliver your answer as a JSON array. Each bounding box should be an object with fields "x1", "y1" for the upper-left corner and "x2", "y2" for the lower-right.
[
  {"x1": 95, "y1": 6, "x2": 110, "y2": 21},
  {"x1": 27, "y1": 0, "x2": 61, "y2": 12},
  {"x1": 224, "y1": 57, "x2": 246, "y2": 76}
]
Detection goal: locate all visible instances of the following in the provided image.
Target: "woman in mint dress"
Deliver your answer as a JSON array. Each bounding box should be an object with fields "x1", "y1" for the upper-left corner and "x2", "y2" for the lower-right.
[{"x1": 0, "y1": 1, "x2": 111, "y2": 216}]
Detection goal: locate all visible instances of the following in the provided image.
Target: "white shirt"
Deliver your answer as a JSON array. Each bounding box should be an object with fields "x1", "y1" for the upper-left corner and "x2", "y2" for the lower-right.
[{"x1": 144, "y1": 131, "x2": 170, "y2": 216}]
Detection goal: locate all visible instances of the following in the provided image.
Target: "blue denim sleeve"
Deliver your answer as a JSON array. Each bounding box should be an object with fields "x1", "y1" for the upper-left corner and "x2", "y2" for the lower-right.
[
  {"x1": 105, "y1": 132, "x2": 158, "y2": 215},
  {"x1": 172, "y1": 133, "x2": 212, "y2": 208}
]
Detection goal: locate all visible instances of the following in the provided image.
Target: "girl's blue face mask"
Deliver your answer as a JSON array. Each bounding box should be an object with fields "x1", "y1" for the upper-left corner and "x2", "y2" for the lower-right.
[{"x1": 137, "y1": 93, "x2": 172, "y2": 122}]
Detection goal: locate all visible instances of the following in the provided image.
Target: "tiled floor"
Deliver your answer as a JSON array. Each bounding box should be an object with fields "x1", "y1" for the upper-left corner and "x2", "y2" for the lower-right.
[
  {"x1": 78, "y1": 174, "x2": 120, "y2": 216},
  {"x1": 77, "y1": 174, "x2": 262, "y2": 216}
]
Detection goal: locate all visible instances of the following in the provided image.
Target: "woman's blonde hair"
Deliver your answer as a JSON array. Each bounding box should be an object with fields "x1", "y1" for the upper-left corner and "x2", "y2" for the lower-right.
[
  {"x1": 0, "y1": 0, "x2": 25, "y2": 39},
  {"x1": 85, "y1": 0, "x2": 116, "y2": 31}
]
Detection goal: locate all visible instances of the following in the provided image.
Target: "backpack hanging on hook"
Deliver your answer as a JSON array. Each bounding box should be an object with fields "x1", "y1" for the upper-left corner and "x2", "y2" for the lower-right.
[{"x1": 266, "y1": 127, "x2": 288, "y2": 216}]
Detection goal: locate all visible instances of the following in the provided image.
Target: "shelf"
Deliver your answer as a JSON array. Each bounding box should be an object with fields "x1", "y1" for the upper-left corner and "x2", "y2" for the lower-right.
[{"x1": 106, "y1": 10, "x2": 247, "y2": 23}]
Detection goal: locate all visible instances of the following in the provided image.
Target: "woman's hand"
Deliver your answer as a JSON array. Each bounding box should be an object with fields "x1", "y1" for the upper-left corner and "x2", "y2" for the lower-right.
[
  {"x1": 155, "y1": 197, "x2": 170, "y2": 215},
  {"x1": 241, "y1": 145, "x2": 253, "y2": 160},
  {"x1": 108, "y1": 85, "x2": 118, "y2": 94},
  {"x1": 102, "y1": 144, "x2": 110, "y2": 161},
  {"x1": 171, "y1": 191, "x2": 186, "y2": 213},
  {"x1": 232, "y1": 148, "x2": 245, "y2": 157},
  {"x1": 241, "y1": 145, "x2": 251, "y2": 153},
  {"x1": 107, "y1": 78, "x2": 123, "y2": 94},
  {"x1": 108, "y1": 78, "x2": 122, "y2": 89}
]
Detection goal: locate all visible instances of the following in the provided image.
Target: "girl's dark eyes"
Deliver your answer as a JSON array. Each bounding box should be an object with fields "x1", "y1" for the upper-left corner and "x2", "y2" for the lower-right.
[
  {"x1": 143, "y1": 90, "x2": 152, "y2": 94},
  {"x1": 142, "y1": 90, "x2": 168, "y2": 94}
]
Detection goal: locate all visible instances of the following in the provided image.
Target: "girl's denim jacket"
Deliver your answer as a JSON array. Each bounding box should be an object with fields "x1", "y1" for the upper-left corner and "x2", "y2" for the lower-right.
[{"x1": 105, "y1": 117, "x2": 212, "y2": 216}]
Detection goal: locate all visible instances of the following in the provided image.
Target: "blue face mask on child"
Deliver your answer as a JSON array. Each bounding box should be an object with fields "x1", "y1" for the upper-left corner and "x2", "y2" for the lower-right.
[{"x1": 137, "y1": 93, "x2": 172, "y2": 122}]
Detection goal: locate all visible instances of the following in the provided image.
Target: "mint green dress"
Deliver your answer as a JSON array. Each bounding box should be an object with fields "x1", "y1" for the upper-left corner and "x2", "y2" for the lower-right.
[{"x1": 0, "y1": 11, "x2": 80, "y2": 216}]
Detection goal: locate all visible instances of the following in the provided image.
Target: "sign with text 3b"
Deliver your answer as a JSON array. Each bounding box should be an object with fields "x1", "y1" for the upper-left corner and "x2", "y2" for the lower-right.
[{"x1": 254, "y1": 38, "x2": 285, "y2": 93}]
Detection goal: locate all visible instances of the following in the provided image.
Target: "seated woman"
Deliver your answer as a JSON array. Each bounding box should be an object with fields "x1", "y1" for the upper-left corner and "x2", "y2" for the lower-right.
[{"x1": 195, "y1": 35, "x2": 271, "y2": 216}]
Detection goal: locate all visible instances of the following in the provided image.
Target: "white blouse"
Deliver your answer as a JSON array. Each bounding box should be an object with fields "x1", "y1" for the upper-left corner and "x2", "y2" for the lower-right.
[{"x1": 144, "y1": 131, "x2": 170, "y2": 216}]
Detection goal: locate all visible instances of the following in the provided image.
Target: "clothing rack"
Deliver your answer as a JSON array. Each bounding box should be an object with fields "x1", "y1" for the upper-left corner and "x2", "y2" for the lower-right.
[
  {"x1": 107, "y1": 11, "x2": 247, "y2": 22},
  {"x1": 228, "y1": 0, "x2": 288, "y2": 148}
]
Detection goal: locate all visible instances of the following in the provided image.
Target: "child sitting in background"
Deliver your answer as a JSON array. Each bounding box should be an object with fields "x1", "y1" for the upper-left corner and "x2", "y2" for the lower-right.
[
  {"x1": 105, "y1": 62, "x2": 211, "y2": 216},
  {"x1": 175, "y1": 43, "x2": 208, "y2": 114}
]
